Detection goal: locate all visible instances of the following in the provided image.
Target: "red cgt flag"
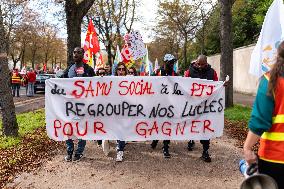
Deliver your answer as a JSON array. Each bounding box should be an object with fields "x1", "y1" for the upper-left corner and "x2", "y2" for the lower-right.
[{"x1": 83, "y1": 19, "x2": 100, "y2": 67}]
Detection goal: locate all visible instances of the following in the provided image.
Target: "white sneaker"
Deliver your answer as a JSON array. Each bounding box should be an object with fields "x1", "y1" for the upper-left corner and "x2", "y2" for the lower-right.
[
  {"x1": 102, "y1": 140, "x2": 110, "y2": 156},
  {"x1": 116, "y1": 151, "x2": 123, "y2": 162}
]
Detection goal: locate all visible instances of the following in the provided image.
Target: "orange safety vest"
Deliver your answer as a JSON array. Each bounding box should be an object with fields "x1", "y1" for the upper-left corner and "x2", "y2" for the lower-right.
[
  {"x1": 11, "y1": 73, "x2": 21, "y2": 84},
  {"x1": 258, "y1": 73, "x2": 284, "y2": 164}
]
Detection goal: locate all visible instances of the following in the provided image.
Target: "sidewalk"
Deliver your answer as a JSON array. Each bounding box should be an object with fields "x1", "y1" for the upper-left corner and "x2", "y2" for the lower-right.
[{"x1": 233, "y1": 92, "x2": 255, "y2": 107}]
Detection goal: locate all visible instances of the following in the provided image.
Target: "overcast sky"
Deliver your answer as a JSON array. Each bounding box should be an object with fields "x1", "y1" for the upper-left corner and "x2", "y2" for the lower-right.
[{"x1": 29, "y1": 0, "x2": 217, "y2": 45}]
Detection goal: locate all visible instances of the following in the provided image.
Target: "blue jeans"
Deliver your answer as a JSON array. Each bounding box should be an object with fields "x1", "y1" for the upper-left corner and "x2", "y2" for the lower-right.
[
  {"x1": 27, "y1": 82, "x2": 34, "y2": 96},
  {"x1": 116, "y1": 140, "x2": 125, "y2": 151},
  {"x1": 66, "y1": 139, "x2": 86, "y2": 155}
]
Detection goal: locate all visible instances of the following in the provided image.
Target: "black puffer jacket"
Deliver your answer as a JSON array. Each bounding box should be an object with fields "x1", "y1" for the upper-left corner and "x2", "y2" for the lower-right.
[{"x1": 187, "y1": 63, "x2": 216, "y2": 80}]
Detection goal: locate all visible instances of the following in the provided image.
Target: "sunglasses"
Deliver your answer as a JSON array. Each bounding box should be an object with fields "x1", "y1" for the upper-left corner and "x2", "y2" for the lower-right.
[
  {"x1": 129, "y1": 72, "x2": 134, "y2": 74},
  {"x1": 118, "y1": 67, "x2": 125, "y2": 71},
  {"x1": 73, "y1": 51, "x2": 83, "y2": 54}
]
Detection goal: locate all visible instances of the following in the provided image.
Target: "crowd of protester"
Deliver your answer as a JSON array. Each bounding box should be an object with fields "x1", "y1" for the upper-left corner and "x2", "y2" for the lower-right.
[
  {"x1": 10, "y1": 66, "x2": 63, "y2": 97},
  {"x1": 58, "y1": 47, "x2": 221, "y2": 163},
  {"x1": 11, "y1": 45, "x2": 284, "y2": 188}
]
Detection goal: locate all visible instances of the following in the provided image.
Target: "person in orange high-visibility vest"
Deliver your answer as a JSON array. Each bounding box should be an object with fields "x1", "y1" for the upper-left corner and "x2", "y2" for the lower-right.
[
  {"x1": 243, "y1": 41, "x2": 284, "y2": 189},
  {"x1": 11, "y1": 68, "x2": 22, "y2": 97}
]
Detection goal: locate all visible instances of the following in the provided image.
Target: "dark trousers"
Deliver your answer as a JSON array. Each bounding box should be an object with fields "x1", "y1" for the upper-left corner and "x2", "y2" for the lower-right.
[
  {"x1": 66, "y1": 139, "x2": 86, "y2": 155},
  {"x1": 200, "y1": 140, "x2": 210, "y2": 151},
  {"x1": 12, "y1": 83, "x2": 20, "y2": 97},
  {"x1": 152, "y1": 140, "x2": 170, "y2": 149},
  {"x1": 189, "y1": 140, "x2": 210, "y2": 151},
  {"x1": 258, "y1": 158, "x2": 284, "y2": 189},
  {"x1": 117, "y1": 140, "x2": 125, "y2": 151}
]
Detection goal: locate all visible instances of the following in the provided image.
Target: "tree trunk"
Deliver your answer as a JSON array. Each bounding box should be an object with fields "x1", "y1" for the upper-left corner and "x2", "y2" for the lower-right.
[
  {"x1": 66, "y1": 16, "x2": 81, "y2": 66},
  {"x1": 220, "y1": 0, "x2": 234, "y2": 108},
  {"x1": 65, "y1": 0, "x2": 95, "y2": 67},
  {"x1": 0, "y1": 5, "x2": 18, "y2": 136},
  {"x1": 31, "y1": 49, "x2": 36, "y2": 69},
  {"x1": 21, "y1": 45, "x2": 25, "y2": 69},
  {"x1": 183, "y1": 36, "x2": 187, "y2": 66},
  {"x1": 107, "y1": 41, "x2": 112, "y2": 67}
]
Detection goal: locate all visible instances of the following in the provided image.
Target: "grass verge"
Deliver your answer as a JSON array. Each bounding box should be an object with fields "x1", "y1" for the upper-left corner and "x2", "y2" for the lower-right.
[
  {"x1": 224, "y1": 104, "x2": 254, "y2": 149},
  {"x1": 0, "y1": 109, "x2": 45, "y2": 149},
  {"x1": 225, "y1": 104, "x2": 251, "y2": 122},
  {"x1": 0, "y1": 109, "x2": 63, "y2": 188}
]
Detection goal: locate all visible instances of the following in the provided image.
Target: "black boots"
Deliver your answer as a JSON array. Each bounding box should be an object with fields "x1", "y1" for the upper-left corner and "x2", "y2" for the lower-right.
[
  {"x1": 163, "y1": 147, "x2": 171, "y2": 158},
  {"x1": 201, "y1": 150, "x2": 211, "y2": 162},
  {"x1": 187, "y1": 140, "x2": 195, "y2": 151}
]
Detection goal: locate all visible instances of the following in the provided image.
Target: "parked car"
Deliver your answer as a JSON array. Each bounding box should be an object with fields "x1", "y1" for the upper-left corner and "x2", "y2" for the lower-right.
[{"x1": 34, "y1": 74, "x2": 55, "y2": 93}]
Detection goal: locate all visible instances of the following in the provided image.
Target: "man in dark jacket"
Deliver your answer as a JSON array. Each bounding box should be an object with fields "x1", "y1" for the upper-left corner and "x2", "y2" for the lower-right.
[
  {"x1": 61, "y1": 47, "x2": 95, "y2": 78},
  {"x1": 184, "y1": 54, "x2": 218, "y2": 162},
  {"x1": 151, "y1": 54, "x2": 178, "y2": 158},
  {"x1": 61, "y1": 47, "x2": 95, "y2": 162}
]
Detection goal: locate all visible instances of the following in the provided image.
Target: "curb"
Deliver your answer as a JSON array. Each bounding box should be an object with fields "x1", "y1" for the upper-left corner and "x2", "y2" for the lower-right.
[{"x1": 14, "y1": 97, "x2": 45, "y2": 106}]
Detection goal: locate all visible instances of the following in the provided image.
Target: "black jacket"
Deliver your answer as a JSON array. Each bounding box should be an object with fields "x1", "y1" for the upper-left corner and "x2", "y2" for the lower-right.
[
  {"x1": 188, "y1": 63, "x2": 215, "y2": 80},
  {"x1": 61, "y1": 62, "x2": 95, "y2": 78}
]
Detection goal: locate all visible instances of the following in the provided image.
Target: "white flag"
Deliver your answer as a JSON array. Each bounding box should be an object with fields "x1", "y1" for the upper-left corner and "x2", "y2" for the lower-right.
[
  {"x1": 249, "y1": 0, "x2": 284, "y2": 78},
  {"x1": 154, "y1": 58, "x2": 159, "y2": 71},
  {"x1": 112, "y1": 45, "x2": 123, "y2": 75},
  {"x1": 144, "y1": 46, "x2": 153, "y2": 76}
]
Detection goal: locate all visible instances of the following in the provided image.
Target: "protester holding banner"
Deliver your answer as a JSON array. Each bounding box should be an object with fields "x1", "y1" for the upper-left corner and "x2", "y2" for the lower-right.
[
  {"x1": 150, "y1": 54, "x2": 179, "y2": 158},
  {"x1": 243, "y1": 41, "x2": 284, "y2": 189},
  {"x1": 115, "y1": 62, "x2": 128, "y2": 161},
  {"x1": 61, "y1": 47, "x2": 95, "y2": 79},
  {"x1": 61, "y1": 47, "x2": 95, "y2": 162},
  {"x1": 184, "y1": 55, "x2": 218, "y2": 162}
]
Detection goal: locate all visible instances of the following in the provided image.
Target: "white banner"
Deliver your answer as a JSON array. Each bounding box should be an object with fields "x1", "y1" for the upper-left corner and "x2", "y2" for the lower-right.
[{"x1": 45, "y1": 76, "x2": 225, "y2": 141}]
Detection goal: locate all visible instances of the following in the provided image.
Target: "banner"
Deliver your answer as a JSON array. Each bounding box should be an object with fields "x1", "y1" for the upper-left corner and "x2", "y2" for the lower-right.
[
  {"x1": 45, "y1": 77, "x2": 225, "y2": 141},
  {"x1": 249, "y1": 0, "x2": 284, "y2": 78},
  {"x1": 121, "y1": 30, "x2": 147, "y2": 63}
]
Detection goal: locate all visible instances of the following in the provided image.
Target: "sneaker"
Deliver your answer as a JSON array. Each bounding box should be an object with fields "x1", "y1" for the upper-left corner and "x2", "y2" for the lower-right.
[
  {"x1": 102, "y1": 140, "x2": 110, "y2": 156},
  {"x1": 64, "y1": 154, "x2": 72, "y2": 162},
  {"x1": 116, "y1": 151, "x2": 124, "y2": 162},
  {"x1": 151, "y1": 141, "x2": 158, "y2": 149},
  {"x1": 163, "y1": 147, "x2": 171, "y2": 158},
  {"x1": 201, "y1": 151, "x2": 211, "y2": 162},
  {"x1": 187, "y1": 140, "x2": 195, "y2": 151},
  {"x1": 73, "y1": 154, "x2": 83, "y2": 161}
]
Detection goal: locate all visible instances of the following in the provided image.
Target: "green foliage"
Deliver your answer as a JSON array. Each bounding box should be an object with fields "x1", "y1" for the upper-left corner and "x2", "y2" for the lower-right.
[
  {"x1": 225, "y1": 104, "x2": 252, "y2": 122},
  {"x1": 0, "y1": 109, "x2": 45, "y2": 149},
  {"x1": 192, "y1": 0, "x2": 279, "y2": 56},
  {"x1": 251, "y1": 0, "x2": 274, "y2": 26}
]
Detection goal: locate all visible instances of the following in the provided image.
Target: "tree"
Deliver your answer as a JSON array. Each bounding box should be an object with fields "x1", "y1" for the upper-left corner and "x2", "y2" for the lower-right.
[
  {"x1": 64, "y1": 0, "x2": 95, "y2": 66},
  {"x1": 87, "y1": 0, "x2": 139, "y2": 66},
  {"x1": 0, "y1": 4, "x2": 18, "y2": 136},
  {"x1": 157, "y1": 0, "x2": 200, "y2": 66},
  {"x1": 219, "y1": 0, "x2": 234, "y2": 108},
  {"x1": 1, "y1": 0, "x2": 27, "y2": 55}
]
